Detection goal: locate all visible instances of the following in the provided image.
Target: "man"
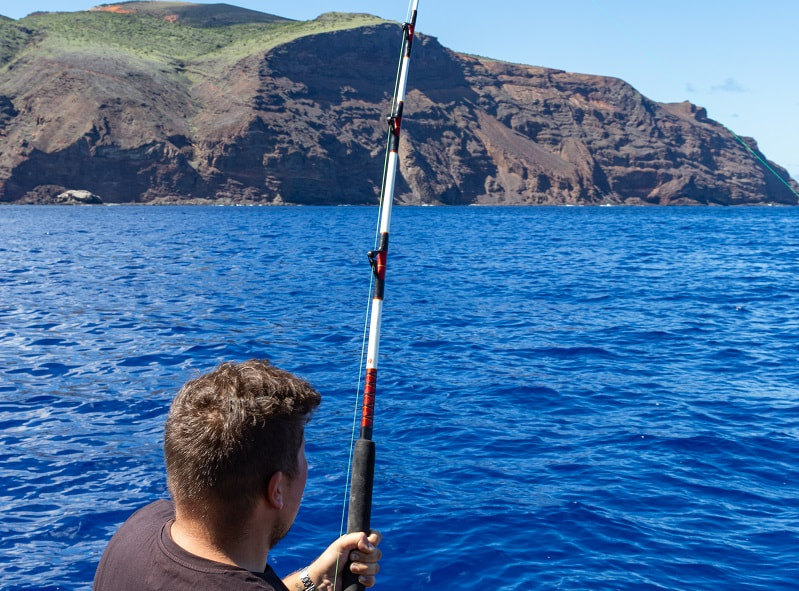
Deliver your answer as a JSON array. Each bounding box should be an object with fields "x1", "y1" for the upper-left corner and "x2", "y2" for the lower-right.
[{"x1": 94, "y1": 359, "x2": 382, "y2": 591}]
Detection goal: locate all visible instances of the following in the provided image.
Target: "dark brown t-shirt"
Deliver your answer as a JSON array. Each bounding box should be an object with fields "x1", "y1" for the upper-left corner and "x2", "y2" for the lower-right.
[{"x1": 93, "y1": 499, "x2": 289, "y2": 591}]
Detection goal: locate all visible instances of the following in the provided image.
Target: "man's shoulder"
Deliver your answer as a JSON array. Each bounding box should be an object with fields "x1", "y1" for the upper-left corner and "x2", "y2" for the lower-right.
[
  {"x1": 103, "y1": 499, "x2": 173, "y2": 549},
  {"x1": 127, "y1": 499, "x2": 175, "y2": 525},
  {"x1": 94, "y1": 499, "x2": 288, "y2": 591},
  {"x1": 93, "y1": 499, "x2": 174, "y2": 590}
]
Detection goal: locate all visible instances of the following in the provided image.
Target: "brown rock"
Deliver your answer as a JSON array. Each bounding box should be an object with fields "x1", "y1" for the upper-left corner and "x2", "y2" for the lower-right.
[{"x1": 0, "y1": 6, "x2": 795, "y2": 205}]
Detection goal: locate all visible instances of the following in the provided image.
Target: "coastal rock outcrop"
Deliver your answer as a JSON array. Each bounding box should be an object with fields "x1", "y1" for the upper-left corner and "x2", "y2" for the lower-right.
[
  {"x1": 55, "y1": 189, "x2": 104, "y2": 204},
  {"x1": 0, "y1": 3, "x2": 796, "y2": 205}
]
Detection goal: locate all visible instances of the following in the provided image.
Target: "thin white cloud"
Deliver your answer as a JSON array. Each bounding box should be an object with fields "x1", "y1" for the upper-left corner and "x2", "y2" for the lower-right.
[{"x1": 711, "y1": 78, "x2": 746, "y2": 92}]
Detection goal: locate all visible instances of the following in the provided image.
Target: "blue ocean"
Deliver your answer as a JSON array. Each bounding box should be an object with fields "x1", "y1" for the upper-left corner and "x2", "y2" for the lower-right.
[{"x1": 1, "y1": 205, "x2": 797, "y2": 590}]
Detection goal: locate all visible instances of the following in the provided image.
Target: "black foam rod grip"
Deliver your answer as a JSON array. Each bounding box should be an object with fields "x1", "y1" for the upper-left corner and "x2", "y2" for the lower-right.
[{"x1": 343, "y1": 438, "x2": 376, "y2": 591}]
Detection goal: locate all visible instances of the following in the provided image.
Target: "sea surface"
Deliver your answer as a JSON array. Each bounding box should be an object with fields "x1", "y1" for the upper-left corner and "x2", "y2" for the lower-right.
[{"x1": 1, "y1": 205, "x2": 798, "y2": 590}]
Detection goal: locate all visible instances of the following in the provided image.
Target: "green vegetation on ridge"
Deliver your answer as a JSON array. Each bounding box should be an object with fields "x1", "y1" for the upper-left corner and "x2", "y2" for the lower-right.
[
  {"x1": 0, "y1": 19, "x2": 32, "y2": 66},
  {"x1": 2, "y1": 7, "x2": 386, "y2": 72}
]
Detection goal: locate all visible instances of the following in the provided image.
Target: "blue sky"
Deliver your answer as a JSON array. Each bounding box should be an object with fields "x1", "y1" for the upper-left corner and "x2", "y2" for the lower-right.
[{"x1": 2, "y1": 0, "x2": 796, "y2": 181}]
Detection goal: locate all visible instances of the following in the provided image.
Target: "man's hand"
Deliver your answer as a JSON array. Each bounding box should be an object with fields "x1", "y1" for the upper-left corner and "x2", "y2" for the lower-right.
[{"x1": 284, "y1": 530, "x2": 382, "y2": 591}]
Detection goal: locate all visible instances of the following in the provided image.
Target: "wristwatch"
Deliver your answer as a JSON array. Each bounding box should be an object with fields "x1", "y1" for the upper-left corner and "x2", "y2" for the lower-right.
[{"x1": 299, "y1": 567, "x2": 318, "y2": 591}]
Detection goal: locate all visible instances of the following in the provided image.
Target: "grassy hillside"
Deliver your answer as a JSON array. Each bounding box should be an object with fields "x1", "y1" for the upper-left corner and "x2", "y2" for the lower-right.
[
  {"x1": 2, "y1": 4, "x2": 386, "y2": 68},
  {"x1": 0, "y1": 19, "x2": 32, "y2": 66},
  {"x1": 0, "y1": 2, "x2": 397, "y2": 204}
]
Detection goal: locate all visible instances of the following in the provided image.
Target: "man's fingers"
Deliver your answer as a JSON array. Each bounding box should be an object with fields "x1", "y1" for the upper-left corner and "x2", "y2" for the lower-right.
[
  {"x1": 349, "y1": 557, "x2": 380, "y2": 588},
  {"x1": 355, "y1": 529, "x2": 381, "y2": 553},
  {"x1": 349, "y1": 559, "x2": 380, "y2": 574},
  {"x1": 349, "y1": 547, "x2": 382, "y2": 564},
  {"x1": 345, "y1": 530, "x2": 382, "y2": 588}
]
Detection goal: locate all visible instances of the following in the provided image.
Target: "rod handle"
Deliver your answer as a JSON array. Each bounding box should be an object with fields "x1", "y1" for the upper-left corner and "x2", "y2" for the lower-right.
[{"x1": 343, "y1": 438, "x2": 376, "y2": 591}]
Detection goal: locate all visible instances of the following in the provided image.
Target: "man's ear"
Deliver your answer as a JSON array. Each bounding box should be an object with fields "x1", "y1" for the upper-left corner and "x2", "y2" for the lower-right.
[{"x1": 266, "y1": 471, "x2": 285, "y2": 510}]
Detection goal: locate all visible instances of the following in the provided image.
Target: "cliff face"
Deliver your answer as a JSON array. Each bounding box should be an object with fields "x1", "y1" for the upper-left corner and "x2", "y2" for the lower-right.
[
  {"x1": 0, "y1": 3, "x2": 796, "y2": 205},
  {"x1": 436, "y1": 58, "x2": 799, "y2": 205}
]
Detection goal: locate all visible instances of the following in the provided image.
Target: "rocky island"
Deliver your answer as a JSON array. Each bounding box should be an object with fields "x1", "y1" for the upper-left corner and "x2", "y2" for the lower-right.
[{"x1": 0, "y1": 1, "x2": 796, "y2": 205}]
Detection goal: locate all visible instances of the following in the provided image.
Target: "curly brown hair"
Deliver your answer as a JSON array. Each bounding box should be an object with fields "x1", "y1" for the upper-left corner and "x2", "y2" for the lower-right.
[{"x1": 164, "y1": 359, "x2": 321, "y2": 526}]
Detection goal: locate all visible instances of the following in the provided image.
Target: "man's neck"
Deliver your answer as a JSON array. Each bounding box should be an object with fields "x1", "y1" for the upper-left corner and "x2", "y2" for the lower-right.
[{"x1": 170, "y1": 511, "x2": 270, "y2": 573}]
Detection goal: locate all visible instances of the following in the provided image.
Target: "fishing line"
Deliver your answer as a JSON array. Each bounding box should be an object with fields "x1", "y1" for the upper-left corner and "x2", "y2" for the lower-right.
[
  {"x1": 341, "y1": 0, "x2": 415, "y2": 523},
  {"x1": 336, "y1": 270, "x2": 374, "y2": 536},
  {"x1": 338, "y1": 39, "x2": 405, "y2": 546},
  {"x1": 370, "y1": 32, "x2": 409, "y2": 250},
  {"x1": 338, "y1": 10, "x2": 409, "y2": 543},
  {"x1": 335, "y1": 7, "x2": 418, "y2": 590},
  {"x1": 725, "y1": 125, "x2": 799, "y2": 200},
  {"x1": 333, "y1": 245, "x2": 376, "y2": 591},
  {"x1": 589, "y1": 0, "x2": 796, "y2": 199}
]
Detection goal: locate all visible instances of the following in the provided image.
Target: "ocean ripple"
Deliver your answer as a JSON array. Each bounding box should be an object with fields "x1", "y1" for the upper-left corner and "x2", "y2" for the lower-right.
[{"x1": 1, "y1": 206, "x2": 798, "y2": 590}]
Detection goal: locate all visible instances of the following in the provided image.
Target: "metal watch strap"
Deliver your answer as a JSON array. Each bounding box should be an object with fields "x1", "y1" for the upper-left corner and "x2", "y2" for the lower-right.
[{"x1": 299, "y1": 567, "x2": 318, "y2": 591}]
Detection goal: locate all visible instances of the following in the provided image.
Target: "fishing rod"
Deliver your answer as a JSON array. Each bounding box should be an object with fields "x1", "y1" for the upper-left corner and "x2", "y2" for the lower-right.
[{"x1": 344, "y1": 2, "x2": 419, "y2": 590}]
